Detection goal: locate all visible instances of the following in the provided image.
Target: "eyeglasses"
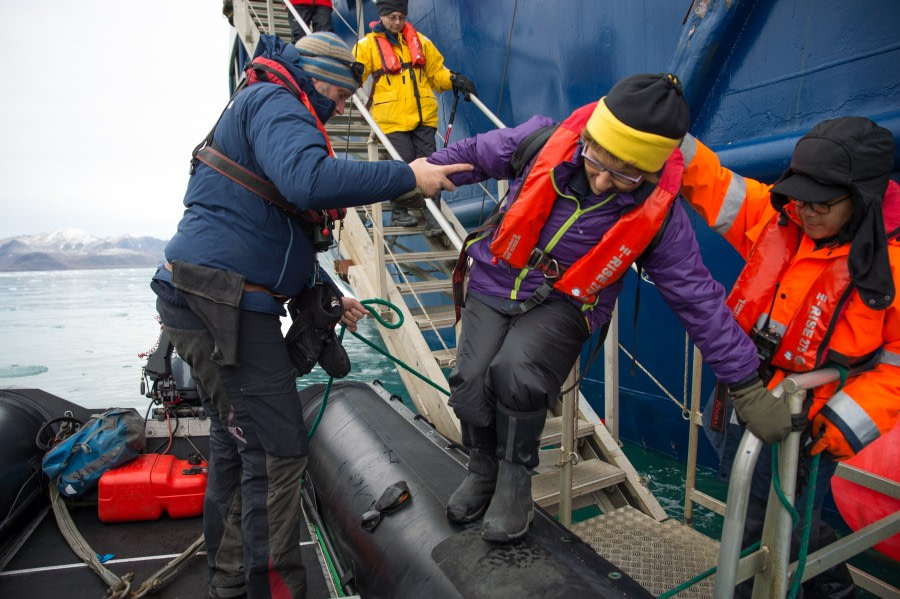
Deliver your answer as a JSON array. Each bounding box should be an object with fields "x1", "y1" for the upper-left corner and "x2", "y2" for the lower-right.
[
  {"x1": 332, "y1": 57, "x2": 365, "y2": 86},
  {"x1": 383, "y1": 13, "x2": 406, "y2": 22},
  {"x1": 793, "y1": 195, "x2": 851, "y2": 215},
  {"x1": 580, "y1": 147, "x2": 644, "y2": 185}
]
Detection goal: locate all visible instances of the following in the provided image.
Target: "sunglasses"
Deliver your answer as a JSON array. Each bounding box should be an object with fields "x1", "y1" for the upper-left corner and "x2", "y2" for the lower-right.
[
  {"x1": 580, "y1": 147, "x2": 644, "y2": 185},
  {"x1": 332, "y1": 57, "x2": 365, "y2": 86},
  {"x1": 792, "y1": 195, "x2": 851, "y2": 215}
]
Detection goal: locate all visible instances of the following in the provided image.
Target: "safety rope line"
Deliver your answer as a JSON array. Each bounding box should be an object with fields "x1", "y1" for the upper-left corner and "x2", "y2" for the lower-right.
[{"x1": 617, "y1": 343, "x2": 690, "y2": 417}]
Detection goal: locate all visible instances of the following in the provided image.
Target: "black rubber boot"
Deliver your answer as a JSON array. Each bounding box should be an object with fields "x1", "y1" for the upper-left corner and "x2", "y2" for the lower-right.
[
  {"x1": 390, "y1": 205, "x2": 418, "y2": 227},
  {"x1": 423, "y1": 197, "x2": 443, "y2": 237},
  {"x1": 447, "y1": 424, "x2": 498, "y2": 523},
  {"x1": 481, "y1": 406, "x2": 545, "y2": 543}
]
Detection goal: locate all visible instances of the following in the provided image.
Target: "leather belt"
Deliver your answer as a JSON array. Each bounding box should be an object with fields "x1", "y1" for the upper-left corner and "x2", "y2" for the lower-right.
[{"x1": 164, "y1": 262, "x2": 289, "y2": 302}]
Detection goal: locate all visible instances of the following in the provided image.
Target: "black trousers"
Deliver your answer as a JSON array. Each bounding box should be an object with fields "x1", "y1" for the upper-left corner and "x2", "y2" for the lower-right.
[
  {"x1": 448, "y1": 294, "x2": 590, "y2": 427},
  {"x1": 387, "y1": 126, "x2": 442, "y2": 210},
  {"x1": 287, "y1": 4, "x2": 333, "y2": 43}
]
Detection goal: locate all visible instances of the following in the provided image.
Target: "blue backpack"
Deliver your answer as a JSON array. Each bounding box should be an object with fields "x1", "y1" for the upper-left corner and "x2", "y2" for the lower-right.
[{"x1": 42, "y1": 408, "x2": 146, "y2": 497}]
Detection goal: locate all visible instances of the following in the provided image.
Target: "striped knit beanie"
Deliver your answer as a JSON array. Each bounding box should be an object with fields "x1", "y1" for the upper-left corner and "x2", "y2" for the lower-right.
[
  {"x1": 295, "y1": 32, "x2": 359, "y2": 93},
  {"x1": 586, "y1": 73, "x2": 690, "y2": 173}
]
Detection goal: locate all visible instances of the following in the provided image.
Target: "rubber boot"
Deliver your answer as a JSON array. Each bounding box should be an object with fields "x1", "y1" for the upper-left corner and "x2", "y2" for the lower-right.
[
  {"x1": 481, "y1": 406, "x2": 546, "y2": 543},
  {"x1": 423, "y1": 197, "x2": 443, "y2": 238},
  {"x1": 390, "y1": 205, "x2": 418, "y2": 227},
  {"x1": 446, "y1": 424, "x2": 498, "y2": 523}
]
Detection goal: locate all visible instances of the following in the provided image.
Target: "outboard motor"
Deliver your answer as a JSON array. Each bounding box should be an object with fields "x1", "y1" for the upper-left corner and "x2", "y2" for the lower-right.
[{"x1": 141, "y1": 330, "x2": 201, "y2": 416}]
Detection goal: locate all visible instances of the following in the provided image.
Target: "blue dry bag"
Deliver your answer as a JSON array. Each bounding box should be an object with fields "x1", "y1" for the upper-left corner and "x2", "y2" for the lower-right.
[{"x1": 41, "y1": 408, "x2": 146, "y2": 497}]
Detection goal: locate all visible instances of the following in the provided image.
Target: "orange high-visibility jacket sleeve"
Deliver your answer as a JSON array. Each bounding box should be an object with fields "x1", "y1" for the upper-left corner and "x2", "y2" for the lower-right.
[
  {"x1": 679, "y1": 134, "x2": 776, "y2": 258},
  {"x1": 825, "y1": 245, "x2": 900, "y2": 447}
]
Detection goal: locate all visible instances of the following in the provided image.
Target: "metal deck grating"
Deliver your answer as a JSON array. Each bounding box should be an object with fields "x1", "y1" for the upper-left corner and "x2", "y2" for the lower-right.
[{"x1": 571, "y1": 506, "x2": 720, "y2": 598}]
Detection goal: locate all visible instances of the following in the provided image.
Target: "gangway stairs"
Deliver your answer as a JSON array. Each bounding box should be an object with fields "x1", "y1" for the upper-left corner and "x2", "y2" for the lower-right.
[{"x1": 226, "y1": 3, "x2": 899, "y2": 598}]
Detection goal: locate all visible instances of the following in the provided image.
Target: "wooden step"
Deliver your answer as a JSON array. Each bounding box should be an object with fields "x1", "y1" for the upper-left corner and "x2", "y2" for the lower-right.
[
  {"x1": 331, "y1": 140, "x2": 391, "y2": 154},
  {"x1": 325, "y1": 112, "x2": 370, "y2": 128},
  {"x1": 325, "y1": 124, "x2": 373, "y2": 137},
  {"x1": 398, "y1": 279, "x2": 453, "y2": 295},
  {"x1": 540, "y1": 416, "x2": 596, "y2": 446},
  {"x1": 531, "y1": 459, "x2": 626, "y2": 508},
  {"x1": 410, "y1": 305, "x2": 457, "y2": 330},
  {"x1": 432, "y1": 348, "x2": 457, "y2": 368},
  {"x1": 392, "y1": 250, "x2": 459, "y2": 264}
]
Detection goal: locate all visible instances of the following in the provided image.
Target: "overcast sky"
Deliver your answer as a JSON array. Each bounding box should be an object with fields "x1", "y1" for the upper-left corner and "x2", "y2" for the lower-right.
[{"x1": 0, "y1": 1, "x2": 234, "y2": 240}]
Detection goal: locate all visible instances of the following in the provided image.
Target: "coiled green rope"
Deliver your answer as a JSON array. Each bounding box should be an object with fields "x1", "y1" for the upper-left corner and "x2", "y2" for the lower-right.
[{"x1": 306, "y1": 297, "x2": 450, "y2": 440}]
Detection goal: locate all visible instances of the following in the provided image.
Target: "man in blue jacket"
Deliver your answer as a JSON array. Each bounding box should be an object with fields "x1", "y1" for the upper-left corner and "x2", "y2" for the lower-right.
[
  {"x1": 428, "y1": 73, "x2": 783, "y2": 543},
  {"x1": 151, "y1": 32, "x2": 468, "y2": 599}
]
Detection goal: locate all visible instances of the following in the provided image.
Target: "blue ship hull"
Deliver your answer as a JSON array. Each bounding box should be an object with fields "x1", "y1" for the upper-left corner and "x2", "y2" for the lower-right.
[{"x1": 333, "y1": 0, "x2": 900, "y2": 464}]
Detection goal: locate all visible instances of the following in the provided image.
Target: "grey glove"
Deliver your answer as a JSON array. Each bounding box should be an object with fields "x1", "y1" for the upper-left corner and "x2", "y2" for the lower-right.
[{"x1": 729, "y1": 377, "x2": 791, "y2": 444}]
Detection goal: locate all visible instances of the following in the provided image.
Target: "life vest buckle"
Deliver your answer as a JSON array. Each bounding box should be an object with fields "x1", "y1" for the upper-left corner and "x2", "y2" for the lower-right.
[{"x1": 526, "y1": 248, "x2": 560, "y2": 279}]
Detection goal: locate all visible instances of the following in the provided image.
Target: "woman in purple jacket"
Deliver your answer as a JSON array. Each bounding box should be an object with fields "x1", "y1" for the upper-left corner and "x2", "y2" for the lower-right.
[{"x1": 429, "y1": 74, "x2": 780, "y2": 543}]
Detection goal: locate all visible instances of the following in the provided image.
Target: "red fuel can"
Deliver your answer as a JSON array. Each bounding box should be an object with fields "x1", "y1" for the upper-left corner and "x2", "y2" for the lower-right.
[{"x1": 98, "y1": 454, "x2": 208, "y2": 522}]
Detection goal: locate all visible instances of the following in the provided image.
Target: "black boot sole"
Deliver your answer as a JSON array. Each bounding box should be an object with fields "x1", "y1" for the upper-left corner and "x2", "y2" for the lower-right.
[
  {"x1": 446, "y1": 500, "x2": 490, "y2": 524},
  {"x1": 481, "y1": 506, "x2": 534, "y2": 543}
]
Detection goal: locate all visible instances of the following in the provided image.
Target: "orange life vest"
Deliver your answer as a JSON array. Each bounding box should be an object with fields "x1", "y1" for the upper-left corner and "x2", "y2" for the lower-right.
[
  {"x1": 489, "y1": 102, "x2": 684, "y2": 305},
  {"x1": 370, "y1": 22, "x2": 426, "y2": 75},
  {"x1": 729, "y1": 202, "x2": 892, "y2": 372}
]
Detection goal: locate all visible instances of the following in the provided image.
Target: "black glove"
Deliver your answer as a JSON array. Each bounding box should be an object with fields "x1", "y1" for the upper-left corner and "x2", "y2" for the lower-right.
[
  {"x1": 728, "y1": 376, "x2": 791, "y2": 444},
  {"x1": 285, "y1": 279, "x2": 350, "y2": 378},
  {"x1": 450, "y1": 72, "x2": 477, "y2": 101}
]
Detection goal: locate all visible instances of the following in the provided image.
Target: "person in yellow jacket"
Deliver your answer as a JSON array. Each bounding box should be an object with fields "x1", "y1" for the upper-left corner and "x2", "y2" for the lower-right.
[
  {"x1": 681, "y1": 116, "x2": 900, "y2": 599},
  {"x1": 353, "y1": 0, "x2": 477, "y2": 231}
]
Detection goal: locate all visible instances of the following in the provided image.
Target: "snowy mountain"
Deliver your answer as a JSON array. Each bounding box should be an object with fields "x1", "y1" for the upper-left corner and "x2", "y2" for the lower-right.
[{"x1": 0, "y1": 229, "x2": 167, "y2": 272}]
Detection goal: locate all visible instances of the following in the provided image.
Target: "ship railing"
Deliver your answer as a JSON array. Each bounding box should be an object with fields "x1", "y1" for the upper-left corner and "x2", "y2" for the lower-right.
[{"x1": 684, "y1": 366, "x2": 900, "y2": 598}]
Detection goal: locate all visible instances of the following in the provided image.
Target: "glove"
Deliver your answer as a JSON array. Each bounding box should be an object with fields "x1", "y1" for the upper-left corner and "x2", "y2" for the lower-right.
[
  {"x1": 729, "y1": 377, "x2": 792, "y2": 444},
  {"x1": 810, "y1": 412, "x2": 856, "y2": 461},
  {"x1": 450, "y1": 72, "x2": 478, "y2": 101}
]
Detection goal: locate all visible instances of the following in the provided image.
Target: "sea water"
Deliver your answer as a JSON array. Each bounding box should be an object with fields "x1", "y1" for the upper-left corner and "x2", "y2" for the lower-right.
[
  {"x1": 1, "y1": 268, "x2": 894, "y2": 592},
  {"x1": 0, "y1": 267, "x2": 410, "y2": 411}
]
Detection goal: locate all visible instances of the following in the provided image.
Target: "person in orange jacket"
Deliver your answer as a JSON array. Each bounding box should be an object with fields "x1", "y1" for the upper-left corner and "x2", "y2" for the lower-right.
[{"x1": 681, "y1": 116, "x2": 900, "y2": 598}]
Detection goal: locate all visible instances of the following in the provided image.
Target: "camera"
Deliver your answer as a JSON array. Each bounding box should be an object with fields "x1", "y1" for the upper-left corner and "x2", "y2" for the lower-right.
[{"x1": 750, "y1": 325, "x2": 782, "y2": 381}]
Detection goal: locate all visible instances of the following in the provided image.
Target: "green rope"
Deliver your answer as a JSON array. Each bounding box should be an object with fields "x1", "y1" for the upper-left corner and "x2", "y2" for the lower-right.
[
  {"x1": 349, "y1": 298, "x2": 451, "y2": 396},
  {"x1": 787, "y1": 452, "x2": 821, "y2": 598},
  {"x1": 771, "y1": 443, "x2": 800, "y2": 528},
  {"x1": 305, "y1": 296, "x2": 449, "y2": 441},
  {"x1": 656, "y1": 542, "x2": 761, "y2": 598}
]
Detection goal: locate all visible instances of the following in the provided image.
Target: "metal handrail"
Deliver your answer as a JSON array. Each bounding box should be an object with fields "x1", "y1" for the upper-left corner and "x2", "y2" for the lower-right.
[{"x1": 711, "y1": 367, "x2": 900, "y2": 598}]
